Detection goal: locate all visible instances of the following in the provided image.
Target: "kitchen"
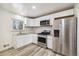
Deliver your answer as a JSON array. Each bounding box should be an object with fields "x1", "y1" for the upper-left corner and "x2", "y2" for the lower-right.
[{"x1": 0, "y1": 3, "x2": 78, "y2": 56}]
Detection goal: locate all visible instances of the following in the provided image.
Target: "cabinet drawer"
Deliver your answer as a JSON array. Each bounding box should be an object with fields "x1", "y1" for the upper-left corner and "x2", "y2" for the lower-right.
[{"x1": 47, "y1": 36, "x2": 53, "y2": 49}]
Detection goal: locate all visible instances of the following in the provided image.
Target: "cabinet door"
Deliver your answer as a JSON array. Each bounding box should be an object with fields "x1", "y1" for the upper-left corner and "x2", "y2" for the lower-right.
[
  {"x1": 15, "y1": 35, "x2": 32, "y2": 48},
  {"x1": 16, "y1": 37, "x2": 25, "y2": 48},
  {"x1": 50, "y1": 18, "x2": 54, "y2": 25},
  {"x1": 32, "y1": 34, "x2": 38, "y2": 44},
  {"x1": 34, "y1": 19, "x2": 40, "y2": 26},
  {"x1": 47, "y1": 36, "x2": 53, "y2": 49},
  {"x1": 26, "y1": 19, "x2": 32, "y2": 26},
  {"x1": 23, "y1": 36, "x2": 29, "y2": 45},
  {"x1": 26, "y1": 35, "x2": 33, "y2": 43},
  {"x1": 26, "y1": 19, "x2": 40, "y2": 27}
]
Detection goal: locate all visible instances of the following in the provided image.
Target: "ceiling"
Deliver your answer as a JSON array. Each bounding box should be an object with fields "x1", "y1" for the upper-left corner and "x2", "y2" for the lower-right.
[{"x1": 0, "y1": 3, "x2": 74, "y2": 18}]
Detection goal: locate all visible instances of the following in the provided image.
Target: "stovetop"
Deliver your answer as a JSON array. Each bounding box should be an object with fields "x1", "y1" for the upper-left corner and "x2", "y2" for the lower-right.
[
  {"x1": 38, "y1": 33, "x2": 50, "y2": 38},
  {"x1": 38, "y1": 31, "x2": 50, "y2": 35}
]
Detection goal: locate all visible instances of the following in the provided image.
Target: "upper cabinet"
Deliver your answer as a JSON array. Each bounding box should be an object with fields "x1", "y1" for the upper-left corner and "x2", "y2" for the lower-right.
[
  {"x1": 26, "y1": 19, "x2": 32, "y2": 26},
  {"x1": 34, "y1": 19, "x2": 40, "y2": 26},
  {"x1": 26, "y1": 18, "x2": 40, "y2": 27}
]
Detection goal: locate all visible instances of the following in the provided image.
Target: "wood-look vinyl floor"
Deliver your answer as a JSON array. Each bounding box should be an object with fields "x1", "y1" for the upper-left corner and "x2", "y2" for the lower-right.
[{"x1": 0, "y1": 44, "x2": 61, "y2": 56}]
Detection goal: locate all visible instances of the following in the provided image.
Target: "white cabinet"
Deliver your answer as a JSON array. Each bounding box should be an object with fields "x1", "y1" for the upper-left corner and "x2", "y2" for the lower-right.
[
  {"x1": 32, "y1": 34, "x2": 38, "y2": 44},
  {"x1": 26, "y1": 19, "x2": 32, "y2": 26},
  {"x1": 15, "y1": 37, "x2": 25, "y2": 48},
  {"x1": 14, "y1": 35, "x2": 32, "y2": 49},
  {"x1": 26, "y1": 19, "x2": 40, "y2": 27},
  {"x1": 47, "y1": 36, "x2": 53, "y2": 49},
  {"x1": 24, "y1": 34, "x2": 33, "y2": 44},
  {"x1": 50, "y1": 16, "x2": 54, "y2": 25},
  {"x1": 34, "y1": 19, "x2": 40, "y2": 26},
  {"x1": 13, "y1": 34, "x2": 37, "y2": 49}
]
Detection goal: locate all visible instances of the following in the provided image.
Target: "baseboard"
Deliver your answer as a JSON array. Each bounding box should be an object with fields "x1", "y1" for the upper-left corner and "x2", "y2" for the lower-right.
[{"x1": 0, "y1": 47, "x2": 14, "y2": 53}]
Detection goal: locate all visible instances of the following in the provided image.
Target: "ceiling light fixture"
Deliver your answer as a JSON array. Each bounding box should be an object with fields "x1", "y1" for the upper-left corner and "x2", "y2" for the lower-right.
[{"x1": 32, "y1": 6, "x2": 36, "y2": 9}]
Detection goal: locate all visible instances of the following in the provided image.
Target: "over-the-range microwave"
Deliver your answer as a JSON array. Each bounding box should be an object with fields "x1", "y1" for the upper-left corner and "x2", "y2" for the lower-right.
[{"x1": 40, "y1": 20, "x2": 50, "y2": 26}]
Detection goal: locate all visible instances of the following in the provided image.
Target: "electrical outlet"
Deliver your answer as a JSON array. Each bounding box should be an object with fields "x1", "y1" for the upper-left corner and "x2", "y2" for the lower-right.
[
  {"x1": 3, "y1": 45, "x2": 7, "y2": 47},
  {"x1": 3, "y1": 44, "x2": 9, "y2": 47}
]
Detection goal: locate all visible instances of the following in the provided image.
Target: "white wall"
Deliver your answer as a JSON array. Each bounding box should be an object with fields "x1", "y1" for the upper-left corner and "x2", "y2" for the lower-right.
[
  {"x1": 52, "y1": 9, "x2": 74, "y2": 18},
  {"x1": 0, "y1": 8, "x2": 15, "y2": 51}
]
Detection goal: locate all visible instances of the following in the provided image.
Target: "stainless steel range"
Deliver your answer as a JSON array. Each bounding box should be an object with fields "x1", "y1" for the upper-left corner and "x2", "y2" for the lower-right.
[{"x1": 38, "y1": 30, "x2": 50, "y2": 48}]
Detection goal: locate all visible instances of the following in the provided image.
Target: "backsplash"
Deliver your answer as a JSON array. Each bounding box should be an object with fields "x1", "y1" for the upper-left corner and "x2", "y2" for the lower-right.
[
  {"x1": 27, "y1": 27, "x2": 52, "y2": 34},
  {"x1": 35, "y1": 27, "x2": 52, "y2": 33}
]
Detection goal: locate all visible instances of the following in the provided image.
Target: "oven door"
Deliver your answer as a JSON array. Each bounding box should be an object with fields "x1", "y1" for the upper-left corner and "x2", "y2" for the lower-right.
[{"x1": 38, "y1": 37, "x2": 46, "y2": 44}]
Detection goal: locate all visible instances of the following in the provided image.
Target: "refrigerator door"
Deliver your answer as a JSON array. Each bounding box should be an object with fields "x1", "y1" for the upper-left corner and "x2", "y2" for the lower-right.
[
  {"x1": 69, "y1": 17, "x2": 77, "y2": 56},
  {"x1": 61, "y1": 16, "x2": 77, "y2": 56},
  {"x1": 61, "y1": 18, "x2": 70, "y2": 56}
]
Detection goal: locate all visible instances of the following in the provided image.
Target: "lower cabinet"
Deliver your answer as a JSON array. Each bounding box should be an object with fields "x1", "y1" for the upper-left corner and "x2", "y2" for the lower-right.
[
  {"x1": 14, "y1": 34, "x2": 37, "y2": 49},
  {"x1": 15, "y1": 37, "x2": 24, "y2": 48},
  {"x1": 32, "y1": 34, "x2": 38, "y2": 44},
  {"x1": 47, "y1": 36, "x2": 53, "y2": 49},
  {"x1": 14, "y1": 35, "x2": 32, "y2": 49}
]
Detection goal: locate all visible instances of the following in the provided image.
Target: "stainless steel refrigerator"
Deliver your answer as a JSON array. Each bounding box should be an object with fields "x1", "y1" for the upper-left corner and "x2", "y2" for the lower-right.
[{"x1": 53, "y1": 16, "x2": 77, "y2": 56}]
